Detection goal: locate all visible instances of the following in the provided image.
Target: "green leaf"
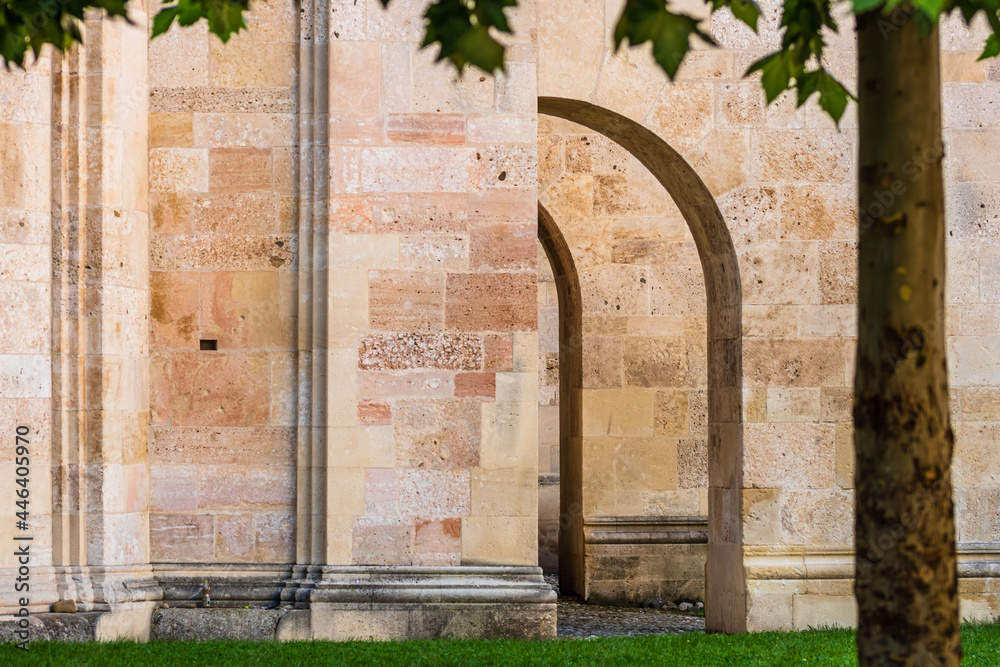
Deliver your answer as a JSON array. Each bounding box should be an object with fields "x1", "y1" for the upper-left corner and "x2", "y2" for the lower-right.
[
  {"x1": 152, "y1": 5, "x2": 182, "y2": 37},
  {"x1": 980, "y1": 33, "x2": 1000, "y2": 60},
  {"x1": 816, "y1": 71, "x2": 850, "y2": 124},
  {"x1": 747, "y1": 51, "x2": 792, "y2": 102},
  {"x1": 851, "y1": 0, "x2": 886, "y2": 12},
  {"x1": 614, "y1": 0, "x2": 713, "y2": 80}
]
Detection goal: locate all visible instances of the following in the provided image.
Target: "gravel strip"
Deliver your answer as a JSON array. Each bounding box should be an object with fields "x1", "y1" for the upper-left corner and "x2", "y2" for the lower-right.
[{"x1": 546, "y1": 575, "x2": 706, "y2": 639}]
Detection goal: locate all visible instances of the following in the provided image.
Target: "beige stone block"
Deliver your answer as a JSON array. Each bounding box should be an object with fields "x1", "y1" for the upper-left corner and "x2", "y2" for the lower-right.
[
  {"x1": 327, "y1": 426, "x2": 394, "y2": 468},
  {"x1": 496, "y1": 372, "x2": 536, "y2": 403},
  {"x1": 328, "y1": 269, "x2": 369, "y2": 346},
  {"x1": 471, "y1": 468, "x2": 536, "y2": 517},
  {"x1": 780, "y1": 184, "x2": 855, "y2": 241},
  {"x1": 780, "y1": 489, "x2": 853, "y2": 545},
  {"x1": 210, "y1": 34, "x2": 296, "y2": 88},
  {"x1": 820, "y1": 240, "x2": 857, "y2": 305},
  {"x1": 646, "y1": 81, "x2": 714, "y2": 153},
  {"x1": 622, "y1": 336, "x2": 687, "y2": 388},
  {"x1": 754, "y1": 131, "x2": 852, "y2": 183},
  {"x1": 394, "y1": 398, "x2": 481, "y2": 468},
  {"x1": 953, "y1": 422, "x2": 1000, "y2": 487},
  {"x1": 150, "y1": 113, "x2": 193, "y2": 148},
  {"x1": 654, "y1": 390, "x2": 689, "y2": 436},
  {"x1": 357, "y1": 370, "x2": 454, "y2": 399},
  {"x1": 369, "y1": 270, "x2": 445, "y2": 332},
  {"x1": 512, "y1": 332, "x2": 539, "y2": 372},
  {"x1": 209, "y1": 147, "x2": 272, "y2": 193},
  {"x1": 716, "y1": 80, "x2": 764, "y2": 128},
  {"x1": 150, "y1": 427, "x2": 294, "y2": 466},
  {"x1": 641, "y1": 489, "x2": 702, "y2": 515},
  {"x1": 743, "y1": 305, "x2": 797, "y2": 338},
  {"x1": 745, "y1": 338, "x2": 846, "y2": 387},
  {"x1": 684, "y1": 129, "x2": 748, "y2": 197},
  {"x1": 150, "y1": 148, "x2": 209, "y2": 193},
  {"x1": 400, "y1": 234, "x2": 467, "y2": 271},
  {"x1": 329, "y1": 233, "x2": 400, "y2": 270},
  {"x1": 950, "y1": 336, "x2": 1000, "y2": 386},
  {"x1": 413, "y1": 517, "x2": 462, "y2": 566},
  {"x1": 461, "y1": 516, "x2": 536, "y2": 565},
  {"x1": 743, "y1": 489, "x2": 781, "y2": 545},
  {"x1": 960, "y1": 387, "x2": 1000, "y2": 420},
  {"x1": 328, "y1": 467, "x2": 365, "y2": 517},
  {"x1": 537, "y1": 0, "x2": 603, "y2": 100},
  {"x1": 766, "y1": 388, "x2": 821, "y2": 422},
  {"x1": 398, "y1": 469, "x2": 471, "y2": 517},
  {"x1": 739, "y1": 241, "x2": 820, "y2": 305},
  {"x1": 150, "y1": 513, "x2": 214, "y2": 562},
  {"x1": 744, "y1": 388, "x2": 767, "y2": 423},
  {"x1": 150, "y1": 24, "x2": 210, "y2": 87},
  {"x1": 948, "y1": 129, "x2": 1000, "y2": 182},
  {"x1": 746, "y1": 588, "x2": 794, "y2": 632},
  {"x1": 352, "y1": 516, "x2": 413, "y2": 565},
  {"x1": 744, "y1": 422, "x2": 836, "y2": 488},
  {"x1": 362, "y1": 147, "x2": 475, "y2": 194},
  {"x1": 793, "y1": 594, "x2": 857, "y2": 630},
  {"x1": 480, "y1": 401, "x2": 537, "y2": 469},
  {"x1": 942, "y1": 52, "x2": 987, "y2": 83},
  {"x1": 582, "y1": 388, "x2": 655, "y2": 438},
  {"x1": 326, "y1": 515, "x2": 354, "y2": 565},
  {"x1": 194, "y1": 464, "x2": 295, "y2": 511},
  {"x1": 960, "y1": 303, "x2": 1000, "y2": 335},
  {"x1": 821, "y1": 387, "x2": 852, "y2": 423},
  {"x1": 615, "y1": 435, "x2": 678, "y2": 493}
]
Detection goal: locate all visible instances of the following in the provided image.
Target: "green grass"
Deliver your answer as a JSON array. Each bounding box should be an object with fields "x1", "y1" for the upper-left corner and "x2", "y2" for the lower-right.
[{"x1": 4, "y1": 623, "x2": 999, "y2": 666}]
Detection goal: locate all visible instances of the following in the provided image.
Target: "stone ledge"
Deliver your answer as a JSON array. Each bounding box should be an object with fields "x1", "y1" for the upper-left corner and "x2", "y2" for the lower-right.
[{"x1": 583, "y1": 516, "x2": 709, "y2": 545}]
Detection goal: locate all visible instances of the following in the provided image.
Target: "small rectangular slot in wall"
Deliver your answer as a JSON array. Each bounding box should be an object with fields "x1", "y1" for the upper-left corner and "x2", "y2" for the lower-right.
[{"x1": 200, "y1": 340, "x2": 218, "y2": 351}]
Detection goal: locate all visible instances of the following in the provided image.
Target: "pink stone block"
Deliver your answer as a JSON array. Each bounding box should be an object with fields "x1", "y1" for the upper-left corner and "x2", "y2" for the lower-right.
[
  {"x1": 356, "y1": 370, "x2": 455, "y2": 400},
  {"x1": 150, "y1": 513, "x2": 214, "y2": 562},
  {"x1": 369, "y1": 270, "x2": 446, "y2": 332},
  {"x1": 454, "y1": 372, "x2": 496, "y2": 398},
  {"x1": 151, "y1": 271, "x2": 199, "y2": 349},
  {"x1": 358, "y1": 400, "x2": 391, "y2": 426},
  {"x1": 393, "y1": 398, "x2": 481, "y2": 469},
  {"x1": 358, "y1": 332, "x2": 482, "y2": 371},
  {"x1": 196, "y1": 465, "x2": 295, "y2": 510},
  {"x1": 445, "y1": 272, "x2": 538, "y2": 332},
  {"x1": 387, "y1": 114, "x2": 466, "y2": 145},
  {"x1": 413, "y1": 518, "x2": 461, "y2": 566},
  {"x1": 469, "y1": 222, "x2": 537, "y2": 271},
  {"x1": 365, "y1": 468, "x2": 399, "y2": 516},
  {"x1": 168, "y1": 350, "x2": 270, "y2": 426}
]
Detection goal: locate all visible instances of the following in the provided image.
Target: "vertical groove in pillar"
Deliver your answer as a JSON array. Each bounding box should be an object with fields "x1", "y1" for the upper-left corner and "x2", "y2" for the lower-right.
[{"x1": 294, "y1": 0, "x2": 331, "y2": 573}]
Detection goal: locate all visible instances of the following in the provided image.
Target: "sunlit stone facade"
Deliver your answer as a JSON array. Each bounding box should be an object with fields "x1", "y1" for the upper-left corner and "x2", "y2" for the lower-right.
[{"x1": 0, "y1": 0, "x2": 997, "y2": 640}]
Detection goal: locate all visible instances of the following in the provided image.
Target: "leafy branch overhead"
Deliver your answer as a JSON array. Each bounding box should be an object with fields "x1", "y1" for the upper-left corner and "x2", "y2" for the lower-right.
[{"x1": 2, "y1": 0, "x2": 1000, "y2": 121}]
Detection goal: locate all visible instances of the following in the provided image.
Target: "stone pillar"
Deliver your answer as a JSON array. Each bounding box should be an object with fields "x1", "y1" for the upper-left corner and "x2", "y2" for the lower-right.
[
  {"x1": 282, "y1": 0, "x2": 556, "y2": 639},
  {"x1": 0, "y1": 52, "x2": 58, "y2": 614},
  {"x1": 49, "y1": 8, "x2": 160, "y2": 624}
]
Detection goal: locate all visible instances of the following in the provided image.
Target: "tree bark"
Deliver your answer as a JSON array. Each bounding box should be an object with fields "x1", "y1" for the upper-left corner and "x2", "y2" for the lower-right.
[{"x1": 855, "y1": 7, "x2": 961, "y2": 666}]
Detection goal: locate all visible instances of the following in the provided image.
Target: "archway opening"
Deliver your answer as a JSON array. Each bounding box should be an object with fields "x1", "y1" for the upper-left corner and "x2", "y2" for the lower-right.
[{"x1": 536, "y1": 97, "x2": 744, "y2": 633}]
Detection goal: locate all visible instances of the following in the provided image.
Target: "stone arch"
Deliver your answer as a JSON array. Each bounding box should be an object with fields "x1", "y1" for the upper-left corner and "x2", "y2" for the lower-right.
[
  {"x1": 537, "y1": 201, "x2": 585, "y2": 598},
  {"x1": 538, "y1": 97, "x2": 745, "y2": 633}
]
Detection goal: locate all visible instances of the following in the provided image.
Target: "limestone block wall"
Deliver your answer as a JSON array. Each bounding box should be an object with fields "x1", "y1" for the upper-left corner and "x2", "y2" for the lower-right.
[
  {"x1": 537, "y1": 0, "x2": 1000, "y2": 630},
  {"x1": 321, "y1": 0, "x2": 542, "y2": 568},
  {"x1": 0, "y1": 54, "x2": 56, "y2": 611},
  {"x1": 538, "y1": 117, "x2": 710, "y2": 604},
  {"x1": 942, "y1": 15, "x2": 1000, "y2": 621},
  {"x1": 146, "y1": 0, "x2": 299, "y2": 564}
]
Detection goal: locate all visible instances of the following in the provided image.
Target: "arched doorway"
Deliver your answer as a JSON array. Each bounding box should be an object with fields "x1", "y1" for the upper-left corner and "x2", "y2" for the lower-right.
[{"x1": 537, "y1": 97, "x2": 744, "y2": 633}]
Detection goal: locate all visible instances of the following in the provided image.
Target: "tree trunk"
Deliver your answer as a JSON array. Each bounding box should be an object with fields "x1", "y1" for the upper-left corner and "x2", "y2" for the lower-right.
[{"x1": 855, "y1": 7, "x2": 961, "y2": 666}]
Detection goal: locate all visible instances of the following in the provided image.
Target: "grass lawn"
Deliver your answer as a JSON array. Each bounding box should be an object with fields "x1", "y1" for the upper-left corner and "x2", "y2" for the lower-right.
[{"x1": 5, "y1": 623, "x2": 999, "y2": 666}]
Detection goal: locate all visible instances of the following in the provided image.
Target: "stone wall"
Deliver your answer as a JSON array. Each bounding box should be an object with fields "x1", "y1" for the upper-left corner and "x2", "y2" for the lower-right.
[{"x1": 146, "y1": 0, "x2": 299, "y2": 565}]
